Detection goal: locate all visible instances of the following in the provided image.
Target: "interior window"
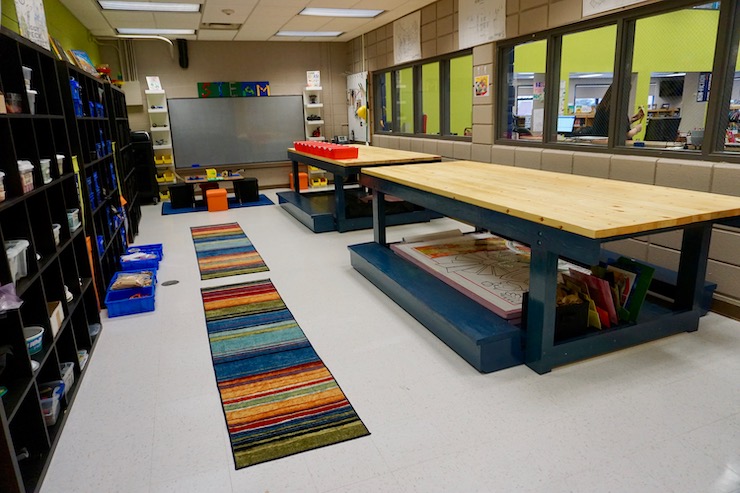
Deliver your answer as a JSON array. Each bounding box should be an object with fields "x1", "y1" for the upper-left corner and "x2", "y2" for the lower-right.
[
  {"x1": 422, "y1": 62, "x2": 441, "y2": 135},
  {"x1": 449, "y1": 55, "x2": 473, "y2": 136},
  {"x1": 502, "y1": 40, "x2": 547, "y2": 141},
  {"x1": 396, "y1": 67, "x2": 414, "y2": 134}
]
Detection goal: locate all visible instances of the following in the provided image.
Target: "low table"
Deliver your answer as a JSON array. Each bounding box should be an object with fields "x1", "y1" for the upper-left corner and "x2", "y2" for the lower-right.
[
  {"x1": 277, "y1": 145, "x2": 441, "y2": 233},
  {"x1": 350, "y1": 160, "x2": 740, "y2": 374}
]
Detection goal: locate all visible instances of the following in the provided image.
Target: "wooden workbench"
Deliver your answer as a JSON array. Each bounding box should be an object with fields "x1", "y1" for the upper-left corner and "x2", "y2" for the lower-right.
[
  {"x1": 349, "y1": 160, "x2": 740, "y2": 374},
  {"x1": 277, "y1": 145, "x2": 441, "y2": 232}
]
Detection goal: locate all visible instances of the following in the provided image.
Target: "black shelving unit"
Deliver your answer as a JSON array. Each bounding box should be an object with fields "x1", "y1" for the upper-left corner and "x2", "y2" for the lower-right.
[
  {"x1": 56, "y1": 62, "x2": 127, "y2": 305},
  {"x1": 106, "y1": 84, "x2": 140, "y2": 242},
  {"x1": 0, "y1": 27, "x2": 102, "y2": 493}
]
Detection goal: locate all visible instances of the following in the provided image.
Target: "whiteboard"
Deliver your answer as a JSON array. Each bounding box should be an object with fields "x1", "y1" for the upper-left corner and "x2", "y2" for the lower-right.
[
  {"x1": 583, "y1": 0, "x2": 643, "y2": 17},
  {"x1": 459, "y1": 0, "x2": 506, "y2": 50},
  {"x1": 169, "y1": 96, "x2": 304, "y2": 168}
]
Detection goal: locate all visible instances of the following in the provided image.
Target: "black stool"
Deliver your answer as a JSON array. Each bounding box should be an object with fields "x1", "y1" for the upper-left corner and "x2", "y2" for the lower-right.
[
  {"x1": 199, "y1": 182, "x2": 219, "y2": 207},
  {"x1": 168, "y1": 183, "x2": 195, "y2": 209},
  {"x1": 233, "y1": 177, "x2": 259, "y2": 203}
]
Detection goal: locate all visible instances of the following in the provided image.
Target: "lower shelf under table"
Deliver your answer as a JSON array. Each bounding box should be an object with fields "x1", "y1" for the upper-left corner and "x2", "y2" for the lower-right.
[
  {"x1": 349, "y1": 242, "x2": 714, "y2": 374},
  {"x1": 277, "y1": 189, "x2": 434, "y2": 233}
]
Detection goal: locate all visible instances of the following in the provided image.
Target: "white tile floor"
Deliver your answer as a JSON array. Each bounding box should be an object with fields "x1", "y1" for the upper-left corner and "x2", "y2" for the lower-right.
[{"x1": 41, "y1": 189, "x2": 740, "y2": 493}]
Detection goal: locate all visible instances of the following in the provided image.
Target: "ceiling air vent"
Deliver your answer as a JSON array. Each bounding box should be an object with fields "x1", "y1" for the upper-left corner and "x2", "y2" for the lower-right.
[{"x1": 200, "y1": 23, "x2": 241, "y2": 30}]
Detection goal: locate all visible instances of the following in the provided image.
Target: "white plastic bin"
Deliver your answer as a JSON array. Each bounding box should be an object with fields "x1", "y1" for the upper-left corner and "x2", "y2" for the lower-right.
[
  {"x1": 52, "y1": 223, "x2": 61, "y2": 246},
  {"x1": 60, "y1": 362, "x2": 75, "y2": 396},
  {"x1": 67, "y1": 208, "x2": 80, "y2": 231},
  {"x1": 40, "y1": 158, "x2": 51, "y2": 184},
  {"x1": 5, "y1": 239, "x2": 30, "y2": 284},
  {"x1": 26, "y1": 89, "x2": 37, "y2": 115},
  {"x1": 39, "y1": 380, "x2": 64, "y2": 426},
  {"x1": 55, "y1": 154, "x2": 65, "y2": 175}
]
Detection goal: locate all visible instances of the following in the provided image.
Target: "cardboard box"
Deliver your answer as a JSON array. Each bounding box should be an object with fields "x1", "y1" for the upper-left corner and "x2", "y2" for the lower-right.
[{"x1": 47, "y1": 301, "x2": 64, "y2": 338}]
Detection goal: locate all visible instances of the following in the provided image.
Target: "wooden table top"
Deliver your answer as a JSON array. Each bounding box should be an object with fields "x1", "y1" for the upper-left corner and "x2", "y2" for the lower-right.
[
  {"x1": 288, "y1": 144, "x2": 441, "y2": 168},
  {"x1": 361, "y1": 160, "x2": 740, "y2": 239}
]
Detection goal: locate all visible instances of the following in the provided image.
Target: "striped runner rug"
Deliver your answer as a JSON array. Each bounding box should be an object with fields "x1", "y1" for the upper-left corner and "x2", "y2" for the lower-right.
[
  {"x1": 191, "y1": 223, "x2": 268, "y2": 280},
  {"x1": 201, "y1": 279, "x2": 370, "y2": 468}
]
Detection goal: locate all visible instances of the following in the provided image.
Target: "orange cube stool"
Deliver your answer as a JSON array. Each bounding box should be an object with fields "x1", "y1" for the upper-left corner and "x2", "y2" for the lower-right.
[
  {"x1": 289, "y1": 172, "x2": 308, "y2": 191},
  {"x1": 206, "y1": 188, "x2": 228, "y2": 212}
]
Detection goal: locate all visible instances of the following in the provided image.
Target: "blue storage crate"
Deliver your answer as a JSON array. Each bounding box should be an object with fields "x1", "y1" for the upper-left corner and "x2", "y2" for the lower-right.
[
  {"x1": 105, "y1": 285, "x2": 155, "y2": 317},
  {"x1": 120, "y1": 253, "x2": 158, "y2": 270},
  {"x1": 105, "y1": 270, "x2": 157, "y2": 317},
  {"x1": 127, "y1": 243, "x2": 164, "y2": 260}
]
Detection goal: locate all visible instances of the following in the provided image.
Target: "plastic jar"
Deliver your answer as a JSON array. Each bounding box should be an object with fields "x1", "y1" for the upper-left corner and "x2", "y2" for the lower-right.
[
  {"x1": 26, "y1": 89, "x2": 37, "y2": 115},
  {"x1": 40, "y1": 159, "x2": 52, "y2": 184},
  {"x1": 56, "y1": 154, "x2": 65, "y2": 175},
  {"x1": 18, "y1": 160, "x2": 34, "y2": 193}
]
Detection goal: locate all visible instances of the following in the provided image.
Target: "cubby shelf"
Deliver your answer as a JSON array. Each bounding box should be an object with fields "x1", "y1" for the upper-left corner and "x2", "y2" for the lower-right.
[{"x1": 0, "y1": 26, "x2": 118, "y2": 493}]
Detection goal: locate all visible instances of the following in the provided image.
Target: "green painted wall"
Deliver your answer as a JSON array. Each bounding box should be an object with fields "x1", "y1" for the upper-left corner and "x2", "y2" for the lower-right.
[
  {"x1": 450, "y1": 55, "x2": 472, "y2": 136},
  {"x1": 2, "y1": 0, "x2": 100, "y2": 64},
  {"x1": 398, "y1": 67, "x2": 414, "y2": 133},
  {"x1": 513, "y1": 8, "x2": 730, "y2": 138},
  {"x1": 422, "y1": 61, "x2": 440, "y2": 134}
]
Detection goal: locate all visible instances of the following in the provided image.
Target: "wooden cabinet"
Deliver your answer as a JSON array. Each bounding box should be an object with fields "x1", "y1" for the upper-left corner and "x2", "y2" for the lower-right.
[{"x1": 0, "y1": 27, "x2": 102, "y2": 493}]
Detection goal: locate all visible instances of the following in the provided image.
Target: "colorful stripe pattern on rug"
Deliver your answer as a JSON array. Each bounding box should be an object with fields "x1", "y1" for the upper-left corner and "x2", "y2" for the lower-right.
[
  {"x1": 201, "y1": 279, "x2": 370, "y2": 468},
  {"x1": 191, "y1": 223, "x2": 268, "y2": 280}
]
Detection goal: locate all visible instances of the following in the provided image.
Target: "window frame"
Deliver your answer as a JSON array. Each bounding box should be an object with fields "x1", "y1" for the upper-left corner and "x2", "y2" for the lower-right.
[
  {"x1": 372, "y1": 49, "x2": 473, "y2": 141},
  {"x1": 494, "y1": 0, "x2": 740, "y2": 164}
]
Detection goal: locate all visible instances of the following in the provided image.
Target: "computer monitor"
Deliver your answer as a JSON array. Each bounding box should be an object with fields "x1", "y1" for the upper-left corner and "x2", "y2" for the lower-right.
[
  {"x1": 557, "y1": 115, "x2": 576, "y2": 134},
  {"x1": 644, "y1": 117, "x2": 681, "y2": 142}
]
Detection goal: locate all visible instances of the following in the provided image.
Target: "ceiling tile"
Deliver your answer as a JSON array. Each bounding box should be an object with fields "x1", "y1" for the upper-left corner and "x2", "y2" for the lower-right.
[
  {"x1": 197, "y1": 29, "x2": 237, "y2": 40},
  {"x1": 278, "y1": 16, "x2": 331, "y2": 31},
  {"x1": 153, "y1": 12, "x2": 201, "y2": 28},
  {"x1": 201, "y1": 0, "x2": 257, "y2": 24},
  {"x1": 318, "y1": 18, "x2": 373, "y2": 31},
  {"x1": 102, "y1": 11, "x2": 156, "y2": 27},
  {"x1": 90, "y1": 27, "x2": 117, "y2": 37}
]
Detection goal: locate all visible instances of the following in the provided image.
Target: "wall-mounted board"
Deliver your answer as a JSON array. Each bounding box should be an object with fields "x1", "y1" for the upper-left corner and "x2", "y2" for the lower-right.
[{"x1": 169, "y1": 95, "x2": 304, "y2": 168}]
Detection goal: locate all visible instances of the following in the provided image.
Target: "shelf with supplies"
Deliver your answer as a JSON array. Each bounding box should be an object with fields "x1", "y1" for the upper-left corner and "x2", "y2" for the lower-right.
[
  {"x1": 303, "y1": 86, "x2": 325, "y2": 141},
  {"x1": 0, "y1": 26, "x2": 103, "y2": 493},
  {"x1": 647, "y1": 107, "x2": 680, "y2": 117},
  {"x1": 58, "y1": 61, "x2": 128, "y2": 306},
  {"x1": 146, "y1": 88, "x2": 176, "y2": 187}
]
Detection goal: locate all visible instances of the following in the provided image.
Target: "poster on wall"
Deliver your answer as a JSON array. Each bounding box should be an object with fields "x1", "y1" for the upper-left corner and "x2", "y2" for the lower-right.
[
  {"x1": 347, "y1": 72, "x2": 369, "y2": 143},
  {"x1": 14, "y1": 0, "x2": 50, "y2": 50},
  {"x1": 394, "y1": 12, "x2": 421, "y2": 65},
  {"x1": 306, "y1": 71, "x2": 321, "y2": 88},
  {"x1": 697, "y1": 72, "x2": 711, "y2": 102},
  {"x1": 459, "y1": 0, "x2": 506, "y2": 50},
  {"x1": 474, "y1": 74, "x2": 489, "y2": 98},
  {"x1": 533, "y1": 81, "x2": 545, "y2": 101},
  {"x1": 582, "y1": 0, "x2": 643, "y2": 17}
]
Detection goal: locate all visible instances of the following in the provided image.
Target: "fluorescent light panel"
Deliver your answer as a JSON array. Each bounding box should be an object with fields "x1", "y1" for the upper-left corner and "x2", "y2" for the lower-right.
[
  {"x1": 276, "y1": 31, "x2": 343, "y2": 37},
  {"x1": 100, "y1": 1, "x2": 200, "y2": 12},
  {"x1": 300, "y1": 8, "x2": 383, "y2": 18},
  {"x1": 117, "y1": 28, "x2": 195, "y2": 35}
]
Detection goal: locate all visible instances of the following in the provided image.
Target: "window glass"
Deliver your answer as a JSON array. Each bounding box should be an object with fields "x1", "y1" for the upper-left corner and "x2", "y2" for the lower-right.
[
  {"x1": 502, "y1": 39, "x2": 547, "y2": 141},
  {"x1": 557, "y1": 26, "x2": 616, "y2": 145},
  {"x1": 376, "y1": 72, "x2": 392, "y2": 132},
  {"x1": 396, "y1": 67, "x2": 414, "y2": 133},
  {"x1": 449, "y1": 55, "x2": 472, "y2": 136},
  {"x1": 728, "y1": 71, "x2": 740, "y2": 152},
  {"x1": 629, "y1": 4, "x2": 719, "y2": 150},
  {"x1": 422, "y1": 62, "x2": 440, "y2": 135}
]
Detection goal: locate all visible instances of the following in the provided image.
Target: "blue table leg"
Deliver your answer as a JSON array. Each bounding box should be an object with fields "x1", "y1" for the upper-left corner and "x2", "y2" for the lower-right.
[
  {"x1": 524, "y1": 246, "x2": 559, "y2": 374},
  {"x1": 373, "y1": 189, "x2": 387, "y2": 246},
  {"x1": 675, "y1": 223, "x2": 712, "y2": 319},
  {"x1": 334, "y1": 174, "x2": 347, "y2": 231}
]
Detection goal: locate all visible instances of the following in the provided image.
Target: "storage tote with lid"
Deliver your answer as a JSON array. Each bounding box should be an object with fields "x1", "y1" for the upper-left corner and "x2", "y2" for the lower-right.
[{"x1": 5, "y1": 239, "x2": 30, "y2": 284}]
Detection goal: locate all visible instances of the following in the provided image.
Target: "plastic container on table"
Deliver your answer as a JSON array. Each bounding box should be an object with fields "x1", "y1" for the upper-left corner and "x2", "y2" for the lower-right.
[{"x1": 5, "y1": 239, "x2": 30, "y2": 284}]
